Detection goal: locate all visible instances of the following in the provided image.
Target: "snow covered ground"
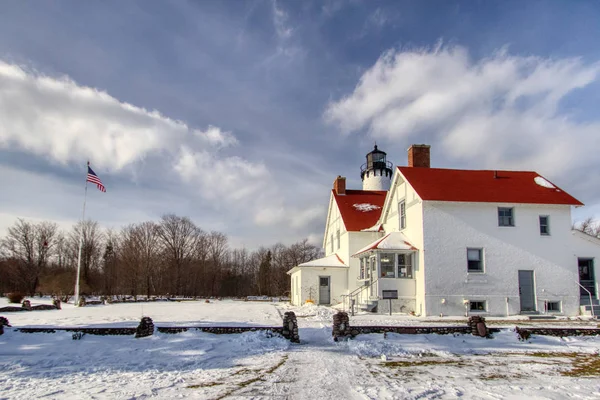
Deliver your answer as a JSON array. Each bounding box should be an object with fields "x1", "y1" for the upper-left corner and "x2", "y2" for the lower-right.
[{"x1": 1, "y1": 298, "x2": 600, "y2": 399}]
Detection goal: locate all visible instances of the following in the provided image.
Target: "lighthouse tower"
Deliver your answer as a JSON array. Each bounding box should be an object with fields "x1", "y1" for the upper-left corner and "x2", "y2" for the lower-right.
[{"x1": 360, "y1": 145, "x2": 393, "y2": 191}]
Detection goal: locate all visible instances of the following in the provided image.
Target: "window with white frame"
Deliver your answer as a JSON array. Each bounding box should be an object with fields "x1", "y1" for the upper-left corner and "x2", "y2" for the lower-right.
[
  {"x1": 336, "y1": 229, "x2": 340, "y2": 249},
  {"x1": 380, "y1": 253, "x2": 395, "y2": 278},
  {"x1": 399, "y1": 201, "x2": 406, "y2": 229},
  {"x1": 469, "y1": 300, "x2": 486, "y2": 312},
  {"x1": 365, "y1": 257, "x2": 371, "y2": 278},
  {"x1": 359, "y1": 258, "x2": 365, "y2": 280},
  {"x1": 539, "y1": 215, "x2": 550, "y2": 235},
  {"x1": 370, "y1": 256, "x2": 377, "y2": 276},
  {"x1": 546, "y1": 301, "x2": 561, "y2": 312},
  {"x1": 467, "y1": 248, "x2": 484, "y2": 273},
  {"x1": 330, "y1": 234, "x2": 334, "y2": 253},
  {"x1": 498, "y1": 207, "x2": 514, "y2": 226},
  {"x1": 397, "y1": 253, "x2": 413, "y2": 278}
]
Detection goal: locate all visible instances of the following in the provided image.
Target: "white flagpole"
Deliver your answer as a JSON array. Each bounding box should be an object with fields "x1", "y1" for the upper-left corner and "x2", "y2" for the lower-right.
[{"x1": 74, "y1": 161, "x2": 89, "y2": 306}]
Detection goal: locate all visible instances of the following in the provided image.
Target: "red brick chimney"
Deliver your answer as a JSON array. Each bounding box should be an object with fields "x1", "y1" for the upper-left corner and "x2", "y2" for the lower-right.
[
  {"x1": 333, "y1": 175, "x2": 346, "y2": 195},
  {"x1": 408, "y1": 144, "x2": 431, "y2": 168}
]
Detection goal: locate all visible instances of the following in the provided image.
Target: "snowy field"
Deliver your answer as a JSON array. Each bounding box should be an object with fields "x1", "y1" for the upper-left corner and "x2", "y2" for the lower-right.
[{"x1": 1, "y1": 298, "x2": 600, "y2": 399}]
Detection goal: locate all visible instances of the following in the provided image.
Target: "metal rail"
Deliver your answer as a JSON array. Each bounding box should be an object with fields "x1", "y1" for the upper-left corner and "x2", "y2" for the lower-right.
[{"x1": 575, "y1": 280, "x2": 595, "y2": 318}]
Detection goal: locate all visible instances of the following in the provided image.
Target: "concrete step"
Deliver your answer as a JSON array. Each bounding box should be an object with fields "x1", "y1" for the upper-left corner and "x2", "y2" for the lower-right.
[
  {"x1": 580, "y1": 305, "x2": 600, "y2": 316},
  {"x1": 358, "y1": 301, "x2": 378, "y2": 312},
  {"x1": 583, "y1": 305, "x2": 600, "y2": 312},
  {"x1": 579, "y1": 297, "x2": 600, "y2": 306},
  {"x1": 528, "y1": 315, "x2": 557, "y2": 320}
]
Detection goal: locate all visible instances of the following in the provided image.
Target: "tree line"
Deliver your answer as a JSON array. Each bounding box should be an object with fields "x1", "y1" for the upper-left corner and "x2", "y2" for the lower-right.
[{"x1": 0, "y1": 214, "x2": 322, "y2": 299}]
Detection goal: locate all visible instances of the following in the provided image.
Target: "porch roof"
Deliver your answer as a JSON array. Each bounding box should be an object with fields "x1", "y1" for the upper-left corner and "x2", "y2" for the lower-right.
[
  {"x1": 352, "y1": 232, "x2": 418, "y2": 257},
  {"x1": 287, "y1": 254, "x2": 348, "y2": 275}
]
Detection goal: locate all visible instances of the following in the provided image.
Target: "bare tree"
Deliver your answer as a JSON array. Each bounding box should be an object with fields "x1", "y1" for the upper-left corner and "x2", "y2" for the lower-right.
[
  {"x1": 134, "y1": 221, "x2": 161, "y2": 298},
  {"x1": 157, "y1": 214, "x2": 200, "y2": 295},
  {"x1": 574, "y1": 217, "x2": 600, "y2": 238},
  {"x1": 1, "y1": 219, "x2": 58, "y2": 294},
  {"x1": 68, "y1": 220, "x2": 104, "y2": 293}
]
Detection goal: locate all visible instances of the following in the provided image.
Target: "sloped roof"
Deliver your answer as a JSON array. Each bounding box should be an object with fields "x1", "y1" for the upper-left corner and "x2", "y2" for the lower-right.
[
  {"x1": 332, "y1": 189, "x2": 387, "y2": 232},
  {"x1": 353, "y1": 232, "x2": 418, "y2": 257},
  {"x1": 398, "y1": 167, "x2": 583, "y2": 206},
  {"x1": 298, "y1": 254, "x2": 348, "y2": 268}
]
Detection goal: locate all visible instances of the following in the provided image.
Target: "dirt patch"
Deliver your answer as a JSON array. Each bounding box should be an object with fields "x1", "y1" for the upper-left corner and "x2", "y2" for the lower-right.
[
  {"x1": 528, "y1": 352, "x2": 600, "y2": 377},
  {"x1": 186, "y1": 355, "x2": 290, "y2": 399}
]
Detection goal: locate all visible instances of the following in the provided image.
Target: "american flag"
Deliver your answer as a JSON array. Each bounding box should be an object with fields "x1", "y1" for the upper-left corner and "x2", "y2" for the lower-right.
[{"x1": 87, "y1": 164, "x2": 106, "y2": 192}]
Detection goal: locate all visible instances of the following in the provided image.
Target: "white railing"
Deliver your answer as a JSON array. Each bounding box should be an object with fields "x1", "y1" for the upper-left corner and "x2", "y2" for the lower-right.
[
  {"x1": 575, "y1": 280, "x2": 595, "y2": 318},
  {"x1": 342, "y1": 278, "x2": 379, "y2": 316}
]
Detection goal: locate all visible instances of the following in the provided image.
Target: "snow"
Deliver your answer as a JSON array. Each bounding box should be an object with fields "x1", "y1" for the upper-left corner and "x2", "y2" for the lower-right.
[
  {"x1": 2, "y1": 298, "x2": 600, "y2": 399},
  {"x1": 361, "y1": 222, "x2": 382, "y2": 232},
  {"x1": 534, "y1": 176, "x2": 556, "y2": 189},
  {"x1": 297, "y1": 254, "x2": 347, "y2": 268},
  {"x1": 354, "y1": 231, "x2": 417, "y2": 256},
  {"x1": 353, "y1": 203, "x2": 381, "y2": 212}
]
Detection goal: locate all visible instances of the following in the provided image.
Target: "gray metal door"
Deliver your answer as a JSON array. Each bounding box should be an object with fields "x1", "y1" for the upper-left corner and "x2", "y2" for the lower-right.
[
  {"x1": 319, "y1": 276, "x2": 330, "y2": 305},
  {"x1": 518, "y1": 270, "x2": 536, "y2": 312}
]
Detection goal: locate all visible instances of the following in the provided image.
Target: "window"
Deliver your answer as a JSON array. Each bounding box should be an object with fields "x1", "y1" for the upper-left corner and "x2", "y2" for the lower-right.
[
  {"x1": 366, "y1": 258, "x2": 371, "y2": 278},
  {"x1": 467, "y1": 248, "x2": 484, "y2": 273},
  {"x1": 359, "y1": 258, "x2": 365, "y2": 280},
  {"x1": 399, "y1": 201, "x2": 406, "y2": 229},
  {"x1": 380, "y1": 253, "x2": 395, "y2": 278},
  {"x1": 546, "y1": 301, "x2": 561, "y2": 312},
  {"x1": 397, "y1": 253, "x2": 413, "y2": 278},
  {"x1": 336, "y1": 230, "x2": 340, "y2": 249},
  {"x1": 469, "y1": 301, "x2": 486, "y2": 312},
  {"x1": 498, "y1": 207, "x2": 514, "y2": 226},
  {"x1": 539, "y1": 215, "x2": 550, "y2": 235}
]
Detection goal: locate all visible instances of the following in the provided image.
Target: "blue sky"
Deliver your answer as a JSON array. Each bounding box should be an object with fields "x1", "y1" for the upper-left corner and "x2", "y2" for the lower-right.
[{"x1": 1, "y1": 0, "x2": 600, "y2": 248}]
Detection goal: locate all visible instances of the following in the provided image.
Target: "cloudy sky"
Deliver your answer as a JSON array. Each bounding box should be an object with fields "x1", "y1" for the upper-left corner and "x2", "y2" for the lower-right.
[{"x1": 1, "y1": 0, "x2": 600, "y2": 249}]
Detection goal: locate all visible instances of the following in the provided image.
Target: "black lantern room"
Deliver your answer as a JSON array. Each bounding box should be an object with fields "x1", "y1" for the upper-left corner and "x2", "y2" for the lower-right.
[{"x1": 360, "y1": 145, "x2": 393, "y2": 181}]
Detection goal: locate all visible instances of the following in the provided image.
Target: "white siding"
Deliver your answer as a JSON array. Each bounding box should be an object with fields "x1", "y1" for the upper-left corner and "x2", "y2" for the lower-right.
[
  {"x1": 380, "y1": 177, "x2": 425, "y2": 314},
  {"x1": 421, "y1": 201, "x2": 579, "y2": 316},
  {"x1": 295, "y1": 267, "x2": 348, "y2": 305}
]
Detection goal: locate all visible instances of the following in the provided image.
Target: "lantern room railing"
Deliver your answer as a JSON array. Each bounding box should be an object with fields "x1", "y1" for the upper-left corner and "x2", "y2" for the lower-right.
[{"x1": 360, "y1": 160, "x2": 393, "y2": 179}]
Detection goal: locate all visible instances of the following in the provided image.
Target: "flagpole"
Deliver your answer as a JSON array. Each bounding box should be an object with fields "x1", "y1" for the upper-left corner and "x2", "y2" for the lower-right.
[{"x1": 74, "y1": 161, "x2": 89, "y2": 306}]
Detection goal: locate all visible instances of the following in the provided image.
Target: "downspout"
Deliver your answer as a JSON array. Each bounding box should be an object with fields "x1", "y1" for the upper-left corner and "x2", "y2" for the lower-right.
[{"x1": 505, "y1": 297, "x2": 509, "y2": 317}]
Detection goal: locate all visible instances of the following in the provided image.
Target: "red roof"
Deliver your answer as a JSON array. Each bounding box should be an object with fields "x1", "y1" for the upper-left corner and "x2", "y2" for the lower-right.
[
  {"x1": 332, "y1": 189, "x2": 387, "y2": 231},
  {"x1": 398, "y1": 167, "x2": 583, "y2": 206}
]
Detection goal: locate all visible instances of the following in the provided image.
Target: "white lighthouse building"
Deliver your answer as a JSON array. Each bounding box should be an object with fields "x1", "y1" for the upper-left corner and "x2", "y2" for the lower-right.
[
  {"x1": 289, "y1": 144, "x2": 600, "y2": 317},
  {"x1": 360, "y1": 145, "x2": 393, "y2": 191}
]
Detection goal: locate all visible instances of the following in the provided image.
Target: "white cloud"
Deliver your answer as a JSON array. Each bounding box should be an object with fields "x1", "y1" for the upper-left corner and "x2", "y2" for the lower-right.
[
  {"x1": 254, "y1": 202, "x2": 325, "y2": 229},
  {"x1": 194, "y1": 125, "x2": 238, "y2": 148},
  {"x1": 0, "y1": 61, "x2": 197, "y2": 171},
  {"x1": 174, "y1": 145, "x2": 270, "y2": 202},
  {"x1": 0, "y1": 59, "x2": 321, "y2": 237},
  {"x1": 272, "y1": 0, "x2": 293, "y2": 40},
  {"x1": 324, "y1": 45, "x2": 600, "y2": 181}
]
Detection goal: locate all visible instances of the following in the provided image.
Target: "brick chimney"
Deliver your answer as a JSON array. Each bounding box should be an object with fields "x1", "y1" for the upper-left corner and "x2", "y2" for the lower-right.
[
  {"x1": 408, "y1": 144, "x2": 431, "y2": 168},
  {"x1": 333, "y1": 176, "x2": 346, "y2": 195}
]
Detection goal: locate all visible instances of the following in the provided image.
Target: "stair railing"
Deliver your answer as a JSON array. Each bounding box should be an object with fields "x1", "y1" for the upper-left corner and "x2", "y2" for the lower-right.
[
  {"x1": 344, "y1": 278, "x2": 379, "y2": 316},
  {"x1": 575, "y1": 280, "x2": 595, "y2": 318}
]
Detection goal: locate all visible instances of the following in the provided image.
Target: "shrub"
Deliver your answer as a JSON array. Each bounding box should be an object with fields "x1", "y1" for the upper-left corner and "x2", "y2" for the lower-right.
[{"x1": 7, "y1": 292, "x2": 24, "y2": 304}]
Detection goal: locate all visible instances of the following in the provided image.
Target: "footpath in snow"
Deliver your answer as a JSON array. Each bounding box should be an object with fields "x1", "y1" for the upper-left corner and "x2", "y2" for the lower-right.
[{"x1": 1, "y1": 298, "x2": 600, "y2": 399}]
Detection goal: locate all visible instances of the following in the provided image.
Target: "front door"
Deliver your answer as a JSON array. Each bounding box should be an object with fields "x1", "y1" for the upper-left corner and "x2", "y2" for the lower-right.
[
  {"x1": 518, "y1": 270, "x2": 536, "y2": 312},
  {"x1": 319, "y1": 276, "x2": 330, "y2": 305},
  {"x1": 578, "y1": 258, "x2": 596, "y2": 297}
]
